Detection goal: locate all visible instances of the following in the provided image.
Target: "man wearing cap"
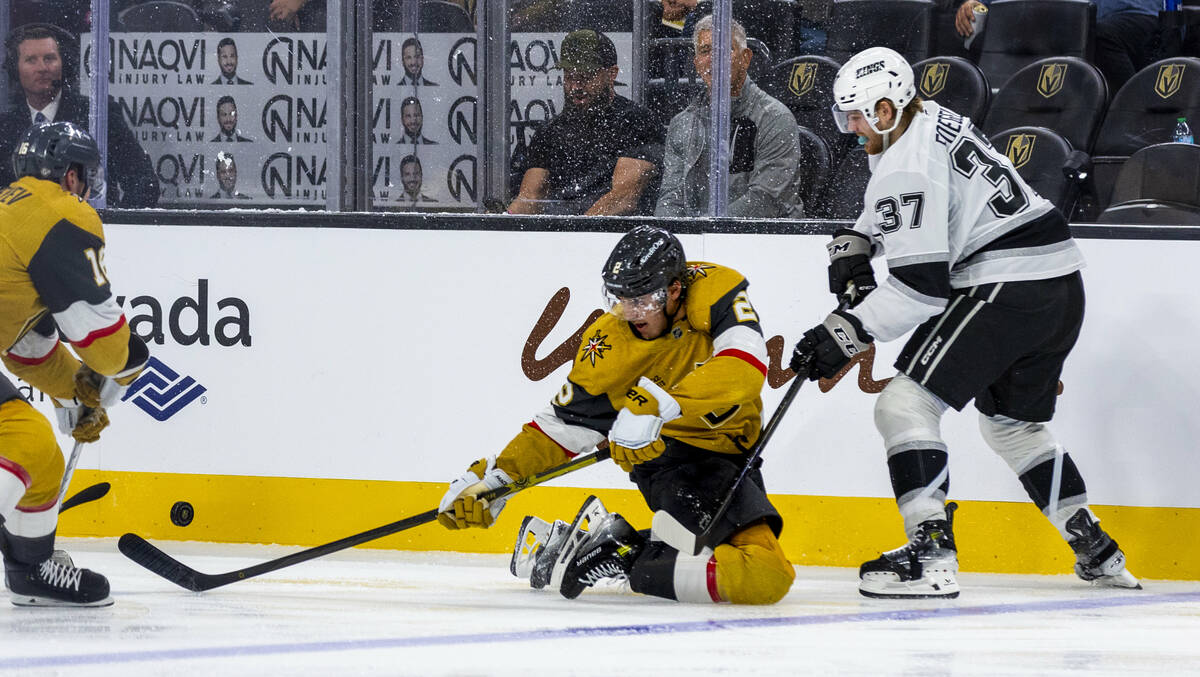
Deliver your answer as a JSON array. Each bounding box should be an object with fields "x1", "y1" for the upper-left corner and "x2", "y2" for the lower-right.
[
  {"x1": 507, "y1": 29, "x2": 664, "y2": 216},
  {"x1": 655, "y1": 15, "x2": 805, "y2": 218}
]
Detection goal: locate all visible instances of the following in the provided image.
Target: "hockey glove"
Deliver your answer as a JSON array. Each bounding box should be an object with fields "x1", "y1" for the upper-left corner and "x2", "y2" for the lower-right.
[
  {"x1": 437, "y1": 456, "x2": 515, "y2": 530},
  {"x1": 73, "y1": 365, "x2": 132, "y2": 409},
  {"x1": 826, "y1": 228, "x2": 877, "y2": 307},
  {"x1": 53, "y1": 402, "x2": 110, "y2": 444},
  {"x1": 790, "y1": 310, "x2": 874, "y2": 381},
  {"x1": 609, "y1": 377, "x2": 682, "y2": 473}
]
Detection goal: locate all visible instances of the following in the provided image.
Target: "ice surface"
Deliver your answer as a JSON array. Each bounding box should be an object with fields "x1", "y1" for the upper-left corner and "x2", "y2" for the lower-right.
[{"x1": 2, "y1": 537, "x2": 1198, "y2": 676}]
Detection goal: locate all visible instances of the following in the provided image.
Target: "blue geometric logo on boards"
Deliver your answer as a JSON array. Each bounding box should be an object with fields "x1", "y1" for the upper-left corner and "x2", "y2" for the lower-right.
[{"x1": 121, "y1": 357, "x2": 207, "y2": 422}]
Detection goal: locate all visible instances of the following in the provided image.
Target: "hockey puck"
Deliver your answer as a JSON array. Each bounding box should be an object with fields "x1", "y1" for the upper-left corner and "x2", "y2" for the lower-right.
[{"x1": 170, "y1": 501, "x2": 194, "y2": 527}]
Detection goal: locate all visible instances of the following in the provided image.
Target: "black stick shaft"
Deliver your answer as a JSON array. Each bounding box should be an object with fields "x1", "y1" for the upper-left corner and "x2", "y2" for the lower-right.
[
  {"x1": 692, "y1": 369, "x2": 807, "y2": 554},
  {"x1": 119, "y1": 447, "x2": 611, "y2": 591}
]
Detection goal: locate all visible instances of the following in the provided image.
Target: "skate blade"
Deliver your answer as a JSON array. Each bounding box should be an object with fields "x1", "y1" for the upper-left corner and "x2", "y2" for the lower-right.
[
  {"x1": 511, "y1": 515, "x2": 551, "y2": 579},
  {"x1": 11, "y1": 593, "x2": 113, "y2": 608},
  {"x1": 1090, "y1": 569, "x2": 1142, "y2": 590},
  {"x1": 860, "y1": 571, "x2": 960, "y2": 599}
]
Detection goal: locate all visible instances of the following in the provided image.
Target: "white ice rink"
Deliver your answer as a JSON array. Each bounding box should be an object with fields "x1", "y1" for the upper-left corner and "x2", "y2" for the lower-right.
[{"x1": 3, "y1": 537, "x2": 1199, "y2": 676}]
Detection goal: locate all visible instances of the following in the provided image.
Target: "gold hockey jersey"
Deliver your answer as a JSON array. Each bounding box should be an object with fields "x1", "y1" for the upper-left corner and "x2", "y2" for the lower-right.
[
  {"x1": 495, "y1": 262, "x2": 769, "y2": 480},
  {"x1": 0, "y1": 177, "x2": 147, "y2": 402}
]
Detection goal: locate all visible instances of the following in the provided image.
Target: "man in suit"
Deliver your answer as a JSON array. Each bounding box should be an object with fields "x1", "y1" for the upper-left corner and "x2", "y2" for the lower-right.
[
  {"x1": 399, "y1": 97, "x2": 436, "y2": 145},
  {"x1": 400, "y1": 37, "x2": 437, "y2": 86},
  {"x1": 400, "y1": 155, "x2": 436, "y2": 203},
  {"x1": 212, "y1": 95, "x2": 253, "y2": 142},
  {"x1": 210, "y1": 151, "x2": 251, "y2": 199},
  {"x1": 0, "y1": 23, "x2": 159, "y2": 207},
  {"x1": 212, "y1": 37, "x2": 252, "y2": 85}
]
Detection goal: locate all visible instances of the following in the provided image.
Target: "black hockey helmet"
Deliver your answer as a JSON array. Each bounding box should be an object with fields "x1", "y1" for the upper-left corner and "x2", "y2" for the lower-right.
[
  {"x1": 12, "y1": 121, "x2": 102, "y2": 190},
  {"x1": 601, "y1": 225, "x2": 687, "y2": 299}
]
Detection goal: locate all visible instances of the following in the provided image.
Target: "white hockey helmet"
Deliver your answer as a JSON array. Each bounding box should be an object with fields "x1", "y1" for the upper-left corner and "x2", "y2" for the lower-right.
[{"x1": 831, "y1": 46, "x2": 916, "y2": 135}]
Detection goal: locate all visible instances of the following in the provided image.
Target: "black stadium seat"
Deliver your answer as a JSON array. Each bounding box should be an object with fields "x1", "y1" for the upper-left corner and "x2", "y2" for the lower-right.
[
  {"x1": 988, "y1": 126, "x2": 1083, "y2": 217},
  {"x1": 1087, "y1": 57, "x2": 1200, "y2": 216},
  {"x1": 911, "y1": 56, "x2": 991, "y2": 122},
  {"x1": 116, "y1": 1, "x2": 206, "y2": 31},
  {"x1": 825, "y1": 0, "x2": 935, "y2": 65},
  {"x1": 1097, "y1": 143, "x2": 1200, "y2": 225},
  {"x1": 977, "y1": 0, "x2": 1095, "y2": 91},
  {"x1": 762, "y1": 55, "x2": 850, "y2": 167},
  {"x1": 795, "y1": 125, "x2": 833, "y2": 216},
  {"x1": 984, "y1": 57, "x2": 1108, "y2": 154},
  {"x1": 821, "y1": 145, "x2": 870, "y2": 219},
  {"x1": 419, "y1": 1, "x2": 474, "y2": 32}
]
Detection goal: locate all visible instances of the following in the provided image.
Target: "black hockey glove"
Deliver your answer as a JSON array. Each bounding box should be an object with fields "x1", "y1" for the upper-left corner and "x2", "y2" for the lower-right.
[
  {"x1": 826, "y1": 228, "x2": 877, "y2": 307},
  {"x1": 790, "y1": 310, "x2": 874, "y2": 380}
]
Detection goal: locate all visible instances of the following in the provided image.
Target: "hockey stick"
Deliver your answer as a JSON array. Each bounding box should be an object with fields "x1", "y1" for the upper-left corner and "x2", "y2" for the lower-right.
[
  {"x1": 118, "y1": 446, "x2": 613, "y2": 592},
  {"x1": 60, "y1": 482, "x2": 111, "y2": 513},
  {"x1": 57, "y1": 440, "x2": 85, "y2": 505},
  {"x1": 651, "y1": 365, "x2": 809, "y2": 556}
]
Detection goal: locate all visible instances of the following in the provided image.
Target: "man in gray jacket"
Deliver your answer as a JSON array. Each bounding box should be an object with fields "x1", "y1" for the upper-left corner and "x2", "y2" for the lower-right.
[{"x1": 655, "y1": 15, "x2": 805, "y2": 219}]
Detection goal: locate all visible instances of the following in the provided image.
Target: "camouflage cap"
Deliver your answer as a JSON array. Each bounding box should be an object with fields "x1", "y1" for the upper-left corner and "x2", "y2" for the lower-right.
[{"x1": 556, "y1": 29, "x2": 618, "y2": 71}]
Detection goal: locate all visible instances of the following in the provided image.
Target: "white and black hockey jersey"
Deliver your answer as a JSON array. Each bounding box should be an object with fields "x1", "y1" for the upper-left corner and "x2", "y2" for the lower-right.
[{"x1": 847, "y1": 101, "x2": 1085, "y2": 342}]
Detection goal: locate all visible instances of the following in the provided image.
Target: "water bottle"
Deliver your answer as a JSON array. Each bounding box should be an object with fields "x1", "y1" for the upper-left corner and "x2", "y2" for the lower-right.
[{"x1": 1174, "y1": 117, "x2": 1194, "y2": 144}]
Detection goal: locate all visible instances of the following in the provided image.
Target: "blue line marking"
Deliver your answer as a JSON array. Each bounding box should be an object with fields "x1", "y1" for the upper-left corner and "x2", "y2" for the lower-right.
[{"x1": 5, "y1": 591, "x2": 1199, "y2": 669}]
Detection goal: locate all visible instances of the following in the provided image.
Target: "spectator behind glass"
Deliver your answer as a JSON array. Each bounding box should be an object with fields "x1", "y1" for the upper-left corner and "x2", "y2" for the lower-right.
[
  {"x1": 654, "y1": 0, "x2": 700, "y2": 38},
  {"x1": 0, "y1": 23, "x2": 160, "y2": 207},
  {"x1": 267, "y1": 0, "x2": 474, "y2": 31},
  {"x1": 956, "y1": 0, "x2": 1165, "y2": 93},
  {"x1": 655, "y1": 15, "x2": 805, "y2": 219},
  {"x1": 508, "y1": 29, "x2": 664, "y2": 216}
]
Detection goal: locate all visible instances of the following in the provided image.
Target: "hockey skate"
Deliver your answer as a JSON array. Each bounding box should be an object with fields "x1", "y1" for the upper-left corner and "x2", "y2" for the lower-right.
[
  {"x1": 556, "y1": 511, "x2": 645, "y2": 600},
  {"x1": 5, "y1": 555, "x2": 112, "y2": 607},
  {"x1": 1065, "y1": 509, "x2": 1141, "y2": 589},
  {"x1": 547, "y1": 495, "x2": 616, "y2": 599},
  {"x1": 859, "y1": 503, "x2": 960, "y2": 599},
  {"x1": 510, "y1": 515, "x2": 572, "y2": 590}
]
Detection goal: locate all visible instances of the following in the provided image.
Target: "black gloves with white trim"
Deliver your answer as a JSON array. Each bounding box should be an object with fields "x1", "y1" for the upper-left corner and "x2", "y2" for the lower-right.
[
  {"x1": 790, "y1": 311, "x2": 874, "y2": 381},
  {"x1": 826, "y1": 228, "x2": 877, "y2": 308}
]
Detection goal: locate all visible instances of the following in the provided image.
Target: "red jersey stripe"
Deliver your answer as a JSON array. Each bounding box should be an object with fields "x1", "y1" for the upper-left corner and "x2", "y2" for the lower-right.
[
  {"x1": 715, "y1": 348, "x2": 767, "y2": 376},
  {"x1": 73, "y1": 316, "x2": 127, "y2": 348}
]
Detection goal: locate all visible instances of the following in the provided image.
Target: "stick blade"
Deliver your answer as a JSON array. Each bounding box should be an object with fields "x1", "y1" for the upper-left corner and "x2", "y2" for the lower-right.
[
  {"x1": 651, "y1": 510, "x2": 705, "y2": 556},
  {"x1": 118, "y1": 533, "x2": 210, "y2": 592},
  {"x1": 60, "y1": 482, "x2": 111, "y2": 513}
]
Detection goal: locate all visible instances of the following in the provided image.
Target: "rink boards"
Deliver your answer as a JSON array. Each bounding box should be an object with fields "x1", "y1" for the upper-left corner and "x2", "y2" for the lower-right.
[{"x1": 50, "y1": 224, "x2": 1200, "y2": 579}]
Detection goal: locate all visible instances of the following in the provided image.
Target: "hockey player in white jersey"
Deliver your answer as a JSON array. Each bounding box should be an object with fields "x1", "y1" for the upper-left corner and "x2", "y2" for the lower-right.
[{"x1": 790, "y1": 46, "x2": 1140, "y2": 598}]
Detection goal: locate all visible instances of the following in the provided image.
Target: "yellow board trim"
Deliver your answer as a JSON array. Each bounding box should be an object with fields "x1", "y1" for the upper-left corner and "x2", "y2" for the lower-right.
[{"x1": 59, "y1": 470, "x2": 1200, "y2": 580}]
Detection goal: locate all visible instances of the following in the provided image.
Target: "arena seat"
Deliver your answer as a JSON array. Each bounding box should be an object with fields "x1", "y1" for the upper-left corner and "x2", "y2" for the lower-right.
[
  {"x1": 983, "y1": 57, "x2": 1108, "y2": 153},
  {"x1": 976, "y1": 0, "x2": 1094, "y2": 92},
  {"x1": 1087, "y1": 57, "x2": 1200, "y2": 217},
  {"x1": 1096, "y1": 143, "x2": 1200, "y2": 224},
  {"x1": 988, "y1": 126, "x2": 1084, "y2": 217},
  {"x1": 418, "y1": 1, "x2": 474, "y2": 32},
  {"x1": 795, "y1": 125, "x2": 833, "y2": 217},
  {"x1": 762, "y1": 55, "x2": 851, "y2": 167},
  {"x1": 819, "y1": 145, "x2": 870, "y2": 219},
  {"x1": 911, "y1": 56, "x2": 991, "y2": 122},
  {"x1": 116, "y1": 1, "x2": 206, "y2": 31},
  {"x1": 824, "y1": 0, "x2": 935, "y2": 65},
  {"x1": 929, "y1": 0, "x2": 974, "y2": 61}
]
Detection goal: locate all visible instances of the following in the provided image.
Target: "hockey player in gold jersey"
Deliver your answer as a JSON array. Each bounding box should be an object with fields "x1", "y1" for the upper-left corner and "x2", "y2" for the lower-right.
[
  {"x1": 0, "y1": 122, "x2": 149, "y2": 606},
  {"x1": 438, "y1": 226, "x2": 794, "y2": 604}
]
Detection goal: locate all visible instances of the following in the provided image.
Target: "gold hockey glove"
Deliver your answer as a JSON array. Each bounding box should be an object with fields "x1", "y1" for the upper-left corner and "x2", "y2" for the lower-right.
[{"x1": 437, "y1": 456, "x2": 515, "y2": 529}]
